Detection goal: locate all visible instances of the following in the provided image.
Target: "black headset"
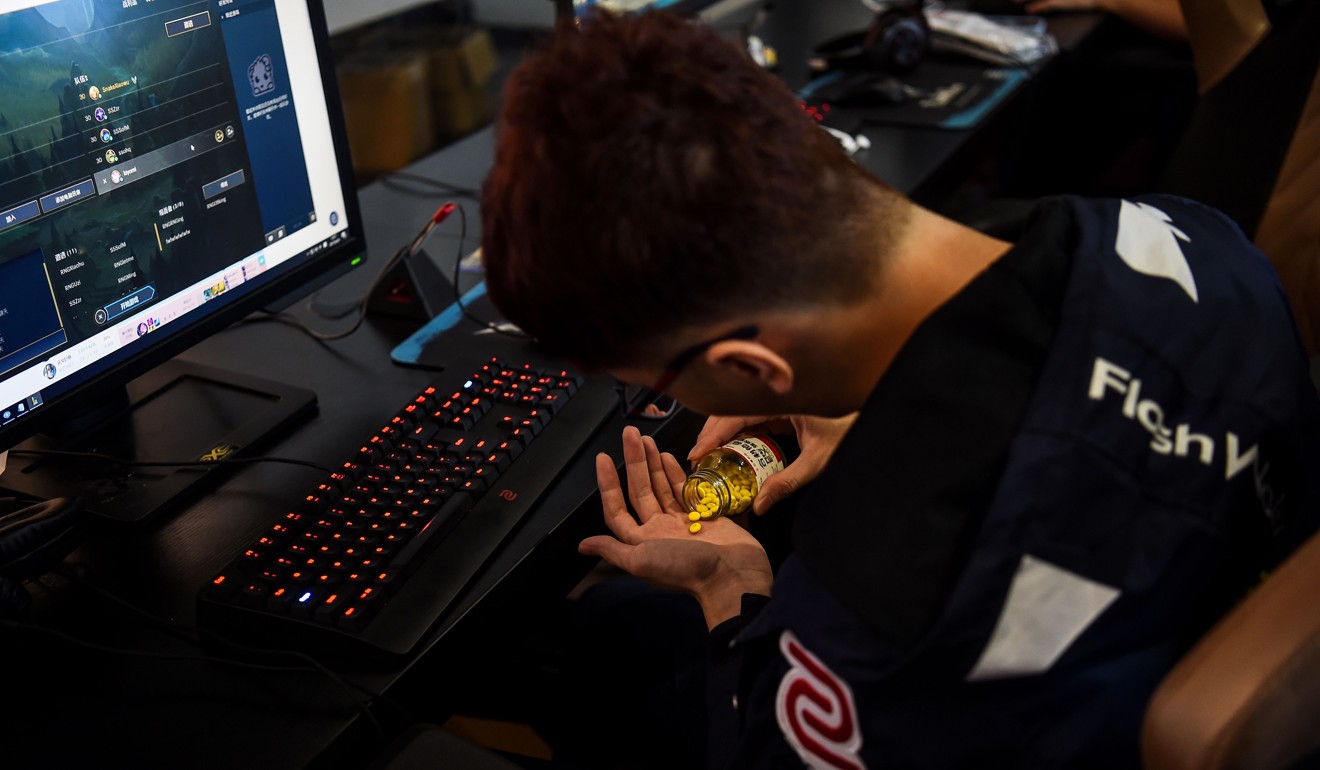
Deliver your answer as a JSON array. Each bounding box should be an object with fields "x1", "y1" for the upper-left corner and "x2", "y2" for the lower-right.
[
  {"x1": 807, "y1": 1, "x2": 930, "y2": 76},
  {"x1": 0, "y1": 496, "x2": 84, "y2": 617}
]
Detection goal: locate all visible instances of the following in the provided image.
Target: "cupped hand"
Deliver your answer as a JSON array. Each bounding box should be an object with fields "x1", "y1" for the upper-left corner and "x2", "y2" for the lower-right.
[{"x1": 581, "y1": 426, "x2": 772, "y2": 628}]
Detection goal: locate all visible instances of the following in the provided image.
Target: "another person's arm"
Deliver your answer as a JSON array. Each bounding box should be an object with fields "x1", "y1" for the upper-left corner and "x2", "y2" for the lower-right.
[{"x1": 1017, "y1": 0, "x2": 1188, "y2": 40}]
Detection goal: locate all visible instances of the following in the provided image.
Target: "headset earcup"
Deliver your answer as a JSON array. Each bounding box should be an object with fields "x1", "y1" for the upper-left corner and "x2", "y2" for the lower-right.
[{"x1": 863, "y1": 5, "x2": 929, "y2": 74}]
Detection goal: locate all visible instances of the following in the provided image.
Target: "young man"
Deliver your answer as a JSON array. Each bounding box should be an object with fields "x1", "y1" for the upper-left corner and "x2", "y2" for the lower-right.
[{"x1": 480, "y1": 10, "x2": 1320, "y2": 769}]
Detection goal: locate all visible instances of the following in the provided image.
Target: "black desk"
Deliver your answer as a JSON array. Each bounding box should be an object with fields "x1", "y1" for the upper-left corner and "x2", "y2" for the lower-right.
[
  {"x1": 753, "y1": 0, "x2": 1104, "y2": 203},
  {"x1": 4, "y1": 7, "x2": 1103, "y2": 767},
  {"x1": 6, "y1": 127, "x2": 676, "y2": 768}
]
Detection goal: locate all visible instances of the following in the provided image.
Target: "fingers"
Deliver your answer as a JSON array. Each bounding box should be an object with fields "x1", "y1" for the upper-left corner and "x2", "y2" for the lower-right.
[
  {"x1": 621, "y1": 426, "x2": 667, "y2": 523},
  {"x1": 752, "y1": 464, "x2": 804, "y2": 516},
  {"x1": 689, "y1": 415, "x2": 795, "y2": 460},
  {"x1": 689, "y1": 416, "x2": 760, "y2": 460},
  {"x1": 595, "y1": 452, "x2": 641, "y2": 543},
  {"x1": 604, "y1": 426, "x2": 697, "y2": 527},
  {"x1": 642, "y1": 435, "x2": 680, "y2": 512},
  {"x1": 579, "y1": 534, "x2": 632, "y2": 566},
  {"x1": 661, "y1": 451, "x2": 689, "y2": 506}
]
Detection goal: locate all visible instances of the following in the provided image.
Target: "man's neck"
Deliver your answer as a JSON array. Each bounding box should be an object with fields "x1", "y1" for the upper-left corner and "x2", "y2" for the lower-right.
[{"x1": 845, "y1": 207, "x2": 1013, "y2": 406}]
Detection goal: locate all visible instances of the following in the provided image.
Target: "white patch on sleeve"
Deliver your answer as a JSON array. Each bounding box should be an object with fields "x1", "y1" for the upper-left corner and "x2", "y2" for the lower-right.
[
  {"x1": 1115, "y1": 200, "x2": 1197, "y2": 303},
  {"x1": 966, "y1": 555, "x2": 1121, "y2": 682}
]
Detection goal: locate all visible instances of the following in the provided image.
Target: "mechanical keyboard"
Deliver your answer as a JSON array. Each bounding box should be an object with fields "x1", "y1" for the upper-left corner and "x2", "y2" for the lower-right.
[{"x1": 197, "y1": 350, "x2": 619, "y2": 657}]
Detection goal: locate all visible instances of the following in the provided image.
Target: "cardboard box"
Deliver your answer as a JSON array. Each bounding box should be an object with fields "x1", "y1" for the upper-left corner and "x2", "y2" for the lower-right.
[
  {"x1": 337, "y1": 50, "x2": 436, "y2": 178},
  {"x1": 428, "y1": 27, "x2": 499, "y2": 139}
]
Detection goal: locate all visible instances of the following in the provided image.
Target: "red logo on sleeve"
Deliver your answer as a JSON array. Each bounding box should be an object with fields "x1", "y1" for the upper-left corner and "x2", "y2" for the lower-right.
[{"x1": 775, "y1": 630, "x2": 865, "y2": 770}]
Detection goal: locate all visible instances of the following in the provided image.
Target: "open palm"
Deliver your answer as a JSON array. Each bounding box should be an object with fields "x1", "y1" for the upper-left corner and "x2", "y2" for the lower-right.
[{"x1": 581, "y1": 427, "x2": 772, "y2": 626}]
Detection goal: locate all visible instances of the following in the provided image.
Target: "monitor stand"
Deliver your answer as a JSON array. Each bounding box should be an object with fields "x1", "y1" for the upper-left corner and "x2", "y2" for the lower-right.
[{"x1": 1, "y1": 359, "x2": 316, "y2": 526}]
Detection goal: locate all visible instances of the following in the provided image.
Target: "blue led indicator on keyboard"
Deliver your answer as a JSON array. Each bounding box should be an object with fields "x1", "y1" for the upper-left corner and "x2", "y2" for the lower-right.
[{"x1": 197, "y1": 354, "x2": 613, "y2": 658}]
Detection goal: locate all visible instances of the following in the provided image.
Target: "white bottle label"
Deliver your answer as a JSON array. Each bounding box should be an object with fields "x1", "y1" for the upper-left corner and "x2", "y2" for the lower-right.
[{"x1": 725, "y1": 435, "x2": 786, "y2": 490}]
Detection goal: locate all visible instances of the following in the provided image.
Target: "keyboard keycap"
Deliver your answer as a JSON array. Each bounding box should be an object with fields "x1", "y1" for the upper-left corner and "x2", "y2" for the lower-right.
[{"x1": 196, "y1": 354, "x2": 621, "y2": 658}]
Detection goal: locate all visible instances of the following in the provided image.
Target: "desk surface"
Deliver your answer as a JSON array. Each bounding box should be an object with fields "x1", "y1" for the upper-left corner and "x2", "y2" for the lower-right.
[
  {"x1": 6, "y1": 126, "x2": 663, "y2": 768},
  {"x1": 4, "y1": 5, "x2": 1101, "y2": 767},
  {"x1": 752, "y1": 0, "x2": 1103, "y2": 202}
]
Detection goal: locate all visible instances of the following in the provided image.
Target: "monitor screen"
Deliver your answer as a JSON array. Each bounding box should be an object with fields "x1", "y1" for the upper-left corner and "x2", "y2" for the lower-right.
[{"x1": 0, "y1": 0, "x2": 364, "y2": 519}]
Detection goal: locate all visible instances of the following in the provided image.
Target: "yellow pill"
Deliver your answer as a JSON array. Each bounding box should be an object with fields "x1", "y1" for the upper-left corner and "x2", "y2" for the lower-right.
[
  {"x1": 689, "y1": 522, "x2": 702, "y2": 534},
  {"x1": 688, "y1": 511, "x2": 701, "y2": 521},
  {"x1": 700, "y1": 510, "x2": 713, "y2": 518},
  {"x1": 695, "y1": 504, "x2": 709, "y2": 515}
]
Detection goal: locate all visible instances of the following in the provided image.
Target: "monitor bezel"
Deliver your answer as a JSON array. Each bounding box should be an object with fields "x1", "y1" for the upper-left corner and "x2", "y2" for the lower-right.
[{"x1": 0, "y1": 0, "x2": 367, "y2": 454}]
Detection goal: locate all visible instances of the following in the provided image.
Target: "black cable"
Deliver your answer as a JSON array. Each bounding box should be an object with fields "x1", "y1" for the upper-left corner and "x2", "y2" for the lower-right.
[
  {"x1": 242, "y1": 202, "x2": 525, "y2": 346},
  {"x1": 44, "y1": 564, "x2": 414, "y2": 734},
  {"x1": 9, "y1": 448, "x2": 334, "y2": 475},
  {"x1": 3, "y1": 619, "x2": 392, "y2": 738},
  {"x1": 379, "y1": 171, "x2": 480, "y2": 199},
  {"x1": 449, "y1": 203, "x2": 527, "y2": 339},
  {"x1": 63, "y1": 568, "x2": 397, "y2": 722},
  {"x1": 615, "y1": 383, "x2": 680, "y2": 420},
  {"x1": 1, "y1": 619, "x2": 342, "y2": 674},
  {"x1": 250, "y1": 201, "x2": 468, "y2": 343},
  {"x1": 378, "y1": 178, "x2": 471, "y2": 200},
  {"x1": 252, "y1": 238, "x2": 413, "y2": 342}
]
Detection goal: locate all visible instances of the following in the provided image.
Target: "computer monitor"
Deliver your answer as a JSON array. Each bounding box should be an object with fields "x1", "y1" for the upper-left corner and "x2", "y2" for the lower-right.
[{"x1": 0, "y1": 0, "x2": 365, "y2": 523}]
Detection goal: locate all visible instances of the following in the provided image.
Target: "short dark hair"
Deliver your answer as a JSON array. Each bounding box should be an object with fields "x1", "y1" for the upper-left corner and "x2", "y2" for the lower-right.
[{"x1": 481, "y1": 11, "x2": 906, "y2": 367}]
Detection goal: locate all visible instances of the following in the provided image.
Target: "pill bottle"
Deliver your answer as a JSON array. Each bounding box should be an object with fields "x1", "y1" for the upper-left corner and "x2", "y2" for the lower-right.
[{"x1": 683, "y1": 434, "x2": 786, "y2": 527}]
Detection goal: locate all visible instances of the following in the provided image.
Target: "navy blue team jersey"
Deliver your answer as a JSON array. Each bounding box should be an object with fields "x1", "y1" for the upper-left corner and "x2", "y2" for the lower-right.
[{"x1": 707, "y1": 195, "x2": 1320, "y2": 769}]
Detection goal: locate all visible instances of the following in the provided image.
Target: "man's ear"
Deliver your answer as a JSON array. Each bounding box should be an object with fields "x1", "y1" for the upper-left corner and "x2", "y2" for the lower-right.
[{"x1": 704, "y1": 339, "x2": 794, "y2": 395}]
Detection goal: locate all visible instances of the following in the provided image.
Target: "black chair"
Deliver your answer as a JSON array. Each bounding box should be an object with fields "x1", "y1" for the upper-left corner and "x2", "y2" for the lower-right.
[
  {"x1": 1141, "y1": 528, "x2": 1320, "y2": 770},
  {"x1": 1153, "y1": 0, "x2": 1320, "y2": 240},
  {"x1": 957, "y1": 0, "x2": 1319, "y2": 245}
]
